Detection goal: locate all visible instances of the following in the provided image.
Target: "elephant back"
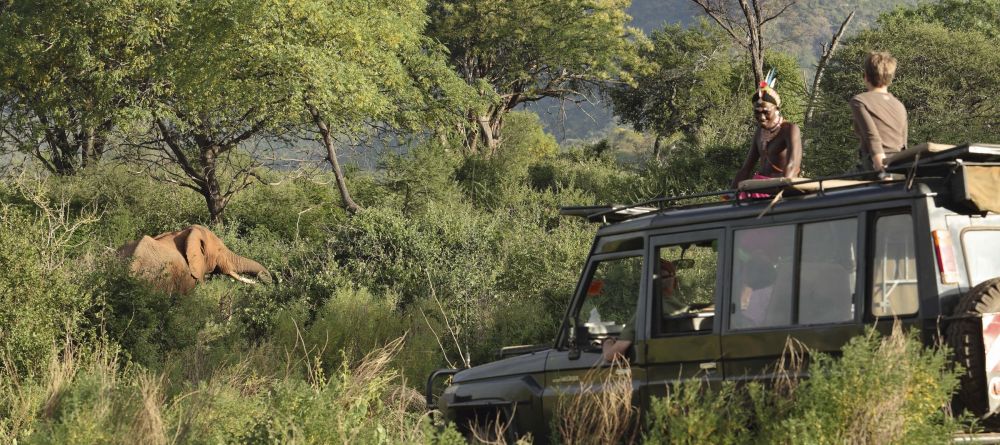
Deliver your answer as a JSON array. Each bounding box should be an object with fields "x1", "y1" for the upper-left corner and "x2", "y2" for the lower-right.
[{"x1": 126, "y1": 235, "x2": 198, "y2": 295}]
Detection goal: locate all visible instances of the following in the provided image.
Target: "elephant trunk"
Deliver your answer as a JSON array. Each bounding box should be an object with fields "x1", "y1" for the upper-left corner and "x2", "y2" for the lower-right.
[{"x1": 223, "y1": 250, "x2": 272, "y2": 284}]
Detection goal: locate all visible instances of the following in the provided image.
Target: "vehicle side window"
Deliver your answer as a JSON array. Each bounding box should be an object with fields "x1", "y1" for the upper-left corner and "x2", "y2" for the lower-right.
[
  {"x1": 962, "y1": 229, "x2": 1000, "y2": 287},
  {"x1": 872, "y1": 213, "x2": 919, "y2": 317},
  {"x1": 799, "y1": 219, "x2": 857, "y2": 324},
  {"x1": 577, "y1": 256, "x2": 643, "y2": 341},
  {"x1": 655, "y1": 241, "x2": 718, "y2": 335},
  {"x1": 731, "y1": 225, "x2": 796, "y2": 329}
]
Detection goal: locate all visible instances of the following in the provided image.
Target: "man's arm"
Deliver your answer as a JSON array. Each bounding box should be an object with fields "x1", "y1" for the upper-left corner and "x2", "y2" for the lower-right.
[
  {"x1": 731, "y1": 135, "x2": 760, "y2": 189},
  {"x1": 850, "y1": 98, "x2": 885, "y2": 170},
  {"x1": 783, "y1": 124, "x2": 803, "y2": 179},
  {"x1": 602, "y1": 337, "x2": 632, "y2": 362}
]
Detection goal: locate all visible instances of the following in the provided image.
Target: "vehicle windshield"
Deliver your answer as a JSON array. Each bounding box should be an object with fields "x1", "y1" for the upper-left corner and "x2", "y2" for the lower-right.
[{"x1": 577, "y1": 256, "x2": 643, "y2": 338}]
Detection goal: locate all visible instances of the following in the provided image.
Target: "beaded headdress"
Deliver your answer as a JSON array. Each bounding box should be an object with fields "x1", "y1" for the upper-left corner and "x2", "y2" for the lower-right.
[{"x1": 752, "y1": 68, "x2": 781, "y2": 108}]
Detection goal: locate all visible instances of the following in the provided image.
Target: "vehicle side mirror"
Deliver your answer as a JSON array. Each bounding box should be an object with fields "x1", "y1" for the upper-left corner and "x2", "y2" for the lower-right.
[{"x1": 569, "y1": 325, "x2": 589, "y2": 360}]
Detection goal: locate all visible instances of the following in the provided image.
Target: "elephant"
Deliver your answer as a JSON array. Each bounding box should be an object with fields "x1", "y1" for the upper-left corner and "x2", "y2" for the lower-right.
[{"x1": 118, "y1": 225, "x2": 272, "y2": 294}]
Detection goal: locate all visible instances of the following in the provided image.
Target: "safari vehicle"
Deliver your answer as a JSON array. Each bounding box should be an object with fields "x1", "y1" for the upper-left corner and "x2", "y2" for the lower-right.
[{"x1": 426, "y1": 143, "x2": 1000, "y2": 441}]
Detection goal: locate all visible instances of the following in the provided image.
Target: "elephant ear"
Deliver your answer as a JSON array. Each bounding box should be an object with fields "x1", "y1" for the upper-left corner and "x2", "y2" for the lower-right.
[{"x1": 185, "y1": 226, "x2": 209, "y2": 281}]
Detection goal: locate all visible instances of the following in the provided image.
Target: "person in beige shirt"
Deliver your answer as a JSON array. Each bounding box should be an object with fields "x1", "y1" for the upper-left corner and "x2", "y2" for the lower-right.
[{"x1": 850, "y1": 51, "x2": 908, "y2": 178}]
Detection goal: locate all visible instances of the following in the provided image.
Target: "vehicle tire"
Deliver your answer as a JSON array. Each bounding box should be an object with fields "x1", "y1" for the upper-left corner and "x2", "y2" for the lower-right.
[{"x1": 948, "y1": 277, "x2": 1000, "y2": 417}]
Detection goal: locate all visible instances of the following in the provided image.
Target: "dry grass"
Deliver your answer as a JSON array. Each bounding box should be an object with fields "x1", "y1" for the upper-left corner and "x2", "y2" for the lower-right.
[
  {"x1": 467, "y1": 407, "x2": 533, "y2": 445},
  {"x1": 41, "y1": 339, "x2": 79, "y2": 420},
  {"x1": 131, "y1": 372, "x2": 167, "y2": 445},
  {"x1": 556, "y1": 358, "x2": 638, "y2": 445}
]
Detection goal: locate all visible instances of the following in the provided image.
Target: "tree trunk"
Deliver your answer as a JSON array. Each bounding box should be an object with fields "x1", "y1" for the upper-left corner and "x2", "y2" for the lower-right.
[
  {"x1": 805, "y1": 11, "x2": 855, "y2": 128},
  {"x1": 463, "y1": 106, "x2": 503, "y2": 157},
  {"x1": 201, "y1": 147, "x2": 226, "y2": 225},
  {"x1": 308, "y1": 105, "x2": 360, "y2": 215},
  {"x1": 81, "y1": 127, "x2": 95, "y2": 168}
]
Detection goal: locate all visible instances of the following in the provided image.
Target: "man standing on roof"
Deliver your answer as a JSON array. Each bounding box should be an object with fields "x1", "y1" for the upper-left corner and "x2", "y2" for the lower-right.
[
  {"x1": 850, "y1": 51, "x2": 908, "y2": 178},
  {"x1": 731, "y1": 70, "x2": 803, "y2": 192}
]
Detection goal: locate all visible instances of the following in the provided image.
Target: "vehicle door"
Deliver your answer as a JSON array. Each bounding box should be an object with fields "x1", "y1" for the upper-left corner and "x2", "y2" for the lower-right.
[
  {"x1": 542, "y1": 246, "x2": 646, "y2": 441},
  {"x1": 645, "y1": 230, "x2": 725, "y2": 398},
  {"x1": 722, "y1": 216, "x2": 865, "y2": 380}
]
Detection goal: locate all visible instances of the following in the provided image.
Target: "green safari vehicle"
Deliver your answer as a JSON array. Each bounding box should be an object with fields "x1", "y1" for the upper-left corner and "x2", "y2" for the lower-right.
[{"x1": 426, "y1": 143, "x2": 1000, "y2": 442}]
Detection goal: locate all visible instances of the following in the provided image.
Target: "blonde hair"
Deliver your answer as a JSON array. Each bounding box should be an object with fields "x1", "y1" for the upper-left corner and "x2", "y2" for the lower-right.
[{"x1": 863, "y1": 51, "x2": 897, "y2": 87}]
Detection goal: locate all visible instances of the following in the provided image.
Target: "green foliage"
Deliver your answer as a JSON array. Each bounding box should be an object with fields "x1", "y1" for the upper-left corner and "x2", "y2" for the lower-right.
[
  {"x1": 226, "y1": 178, "x2": 344, "y2": 242},
  {"x1": 427, "y1": 0, "x2": 640, "y2": 153},
  {"x1": 0, "y1": 0, "x2": 173, "y2": 175},
  {"x1": 325, "y1": 196, "x2": 591, "y2": 364},
  {"x1": 529, "y1": 155, "x2": 643, "y2": 205},
  {"x1": 611, "y1": 21, "x2": 737, "y2": 140},
  {"x1": 880, "y1": 0, "x2": 1000, "y2": 40},
  {"x1": 383, "y1": 140, "x2": 465, "y2": 215},
  {"x1": 644, "y1": 381, "x2": 749, "y2": 445},
  {"x1": 498, "y1": 111, "x2": 559, "y2": 170},
  {"x1": 47, "y1": 164, "x2": 204, "y2": 247},
  {"x1": 0, "y1": 337, "x2": 463, "y2": 445},
  {"x1": 0, "y1": 205, "x2": 92, "y2": 375},
  {"x1": 643, "y1": 327, "x2": 961, "y2": 444},
  {"x1": 810, "y1": 0, "x2": 1000, "y2": 175},
  {"x1": 756, "y1": 328, "x2": 961, "y2": 443}
]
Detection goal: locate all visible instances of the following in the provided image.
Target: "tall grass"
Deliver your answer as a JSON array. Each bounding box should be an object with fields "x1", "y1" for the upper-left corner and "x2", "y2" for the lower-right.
[
  {"x1": 555, "y1": 359, "x2": 639, "y2": 445},
  {"x1": 0, "y1": 334, "x2": 463, "y2": 444}
]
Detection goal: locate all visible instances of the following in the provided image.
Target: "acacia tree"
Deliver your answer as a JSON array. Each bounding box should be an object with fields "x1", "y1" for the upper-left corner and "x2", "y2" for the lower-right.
[
  {"x1": 0, "y1": 0, "x2": 170, "y2": 175},
  {"x1": 689, "y1": 0, "x2": 797, "y2": 84},
  {"x1": 610, "y1": 23, "x2": 737, "y2": 160},
  {"x1": 130, "y1": 0, "x2": 303, "y2": 225},
  {"x1": 426, "y1": 0, "x2": 640, "y2": 156},
  {"x1": 131, "y1": 0, "x2": 470, "y2": 222},
  {"x1": 285, "y1": 0, "x2": 473, "y2": 214}
]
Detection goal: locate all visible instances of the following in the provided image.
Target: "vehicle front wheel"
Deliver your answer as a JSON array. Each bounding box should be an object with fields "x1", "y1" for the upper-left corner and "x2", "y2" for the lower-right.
[{"x1": 948, "y1": 277, "x2": 1000, "y2": 418}]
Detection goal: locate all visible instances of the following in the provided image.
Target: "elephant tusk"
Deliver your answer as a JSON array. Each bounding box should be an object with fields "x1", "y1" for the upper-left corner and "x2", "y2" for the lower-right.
[{"x1": 229, "y1": 272, "x2": 257, "y2": 285}]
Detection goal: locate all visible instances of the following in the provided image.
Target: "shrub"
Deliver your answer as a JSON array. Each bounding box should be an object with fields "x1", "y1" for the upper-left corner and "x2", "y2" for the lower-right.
[
  {"x1": 0, "y1": 205, "x2": 93, "y2": 375},
  {"x1": 644, "y1": 380, "x2": 749, "y2": 445},
  {"x1": 643, "y1": 325, "x2": 962, "y2": 444},
  {"x1": 528, "y1": 157, "x2": 642, "y2": 205},
  {"x1": 226, "y1": 177, "x2": 344, "y2": 242},
  {"x1": 1, "y1": 335, "x2": 462, "y2": 444},
  {"x1": 757, "y1": 325, "x2": 962, "y2": 444}
]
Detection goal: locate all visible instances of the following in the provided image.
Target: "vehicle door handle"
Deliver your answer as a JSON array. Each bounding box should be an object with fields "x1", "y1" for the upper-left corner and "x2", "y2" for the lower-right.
[{"x1": 699, "y1": 362, "x2": 718, "y2": 371}]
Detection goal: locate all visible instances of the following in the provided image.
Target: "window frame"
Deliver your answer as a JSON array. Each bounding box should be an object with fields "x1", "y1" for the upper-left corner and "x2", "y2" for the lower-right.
[
  {"x1": 725, "y1": 215, "x2": 864, "y2": 332},
  {"x1": 960, "y1": 226, "x2": 1000, "y2": 288},
  {"x1": 558, "y1": 248, "x2": 645, "y2": 349},
  {"x1": 649, "y1": 229, "x2": 725, "y2": 338},
  {"x1": 867, "y1": 209, "x2": 921, "y2": 319}
]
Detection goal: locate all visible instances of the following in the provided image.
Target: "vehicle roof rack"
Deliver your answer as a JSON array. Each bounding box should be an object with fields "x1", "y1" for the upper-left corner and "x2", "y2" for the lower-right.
[{"x1": 560, "y1": 143, "x2": 1000, "y2": 225}]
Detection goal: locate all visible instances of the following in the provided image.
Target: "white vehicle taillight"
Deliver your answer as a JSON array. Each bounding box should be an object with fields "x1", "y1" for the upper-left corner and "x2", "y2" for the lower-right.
[{"x1": 932, "y1": 229, "x2": 959, "y2": 284}]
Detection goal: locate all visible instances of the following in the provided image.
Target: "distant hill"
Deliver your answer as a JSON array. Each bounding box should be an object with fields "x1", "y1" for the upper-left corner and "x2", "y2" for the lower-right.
[{"x1": 532, "y1": 0, "x2": 922, "y2": 143}]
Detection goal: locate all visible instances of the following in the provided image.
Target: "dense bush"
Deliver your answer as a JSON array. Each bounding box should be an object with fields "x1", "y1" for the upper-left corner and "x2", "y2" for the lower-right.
[
  {"x1": 644, "y1": 326, "x2": 963, "y2": 444},
  {"x1": 0, "y1": 204, "x2": 93, "y2": 375}
]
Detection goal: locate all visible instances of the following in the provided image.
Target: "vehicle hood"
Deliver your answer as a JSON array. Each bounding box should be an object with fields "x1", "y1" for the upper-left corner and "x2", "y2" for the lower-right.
[{"x1": 453, "y1": 349, "x2": 551, "y2": 384}]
